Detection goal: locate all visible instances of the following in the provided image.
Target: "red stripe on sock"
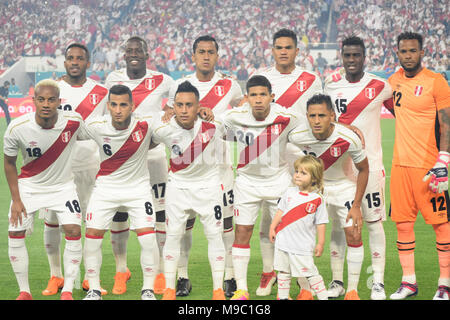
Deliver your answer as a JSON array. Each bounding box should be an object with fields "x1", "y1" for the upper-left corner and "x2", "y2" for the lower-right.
[
  {"x1": 44, "y1": 222, "x2": 59, "y2": 228},
  {"x1": 233, "y1": 244, "x2": 250, "y2": 249},
  {"x1": 9, "y1": 235, "x2": 25, "y2": 239},
  {"x1": 348, "y1": 242, "x2": 363, "y2": 248},
  {"x1": 65, "y1": 236, "x2": 81, "y2": 241},
  {"x1": 86, "y1": 234, "x2": 104, "y2": 239},
  {"x1": 137, "y1": 230, "x2": 156, "y2": 237},
  {"x1": 111, "y1": 228, "x2": 130, "y2": 234}
]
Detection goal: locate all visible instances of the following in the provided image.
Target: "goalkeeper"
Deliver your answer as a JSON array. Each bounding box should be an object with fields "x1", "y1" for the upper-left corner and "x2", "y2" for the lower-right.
[{"x1": 388, "y1": 32, "x2": 450, "y2": 301}]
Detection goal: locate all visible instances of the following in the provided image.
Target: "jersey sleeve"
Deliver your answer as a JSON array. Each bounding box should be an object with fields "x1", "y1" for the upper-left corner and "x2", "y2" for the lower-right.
[
  {"x1": 314, "y1": 195, "x2": 329, "y2": 225},
  {"x1": 287, "y1": 124, "x2": 309, "y2": 146},
  {"x1": 229, "y1": 81, "x2": 244, "y2": 107},
  {"x1": 277, "y1": 190, "x2": 289, "y2": 213},
  {"x1": 166, "y1": 79, "x2": 179, "y2": 108},
  {"x1": 346, "y1": 129, "x2": 367, "y2": 164},
  {"x1": 3, "y1": 123, "x2": 19, "y2": 157},
  {"x1": 433, "y1": 74, "x2": 450, "y2": 111}
]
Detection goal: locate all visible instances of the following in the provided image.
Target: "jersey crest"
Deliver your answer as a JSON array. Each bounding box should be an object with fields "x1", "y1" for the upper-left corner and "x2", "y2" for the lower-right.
[
  {"x1": 276, "y1": 72, "x2": 316, "y2": 108},
  {"x1": 200, "y1": 79, "x2": 232, "y2": 109}
]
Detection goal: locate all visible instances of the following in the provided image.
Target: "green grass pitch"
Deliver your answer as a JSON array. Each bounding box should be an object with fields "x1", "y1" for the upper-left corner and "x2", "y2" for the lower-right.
[{"x1": 0, "y1": 118, "x2": 442, "y2": 300}]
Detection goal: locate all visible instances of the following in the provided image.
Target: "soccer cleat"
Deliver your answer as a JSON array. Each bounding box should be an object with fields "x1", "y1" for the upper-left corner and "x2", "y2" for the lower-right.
[
  {"x1": 112, "y1": 268, "x2": 131, "y2": 295},
  {"x1": 296, "y1": 289, "x2": 314, "y2": 300},
  {"x1": 230, "y1": 289, "x2": 250, "y2": 300},
  {"x1": 390, "y1": 282, "x2": 418, "y2": 300},
  {"x1": 154, "y1": 273, "x2": 166, "y2": 295},
  {"x1": 60, "y1": 291, "x2": 73, "y2": 300},
  {"x1": 224, "y1": 278, "x2": 237, "y2": 298},
  {"x1": 212, "y1": 288, "x2": 226, "y2": 300},
  {"x1": 432, "y1": 285, "x2": 449, "y2": 300},
  {"x1": 371, "y1": 282, "x2": 386, "y2": 300},
  {"x1": 176, "y1": 278, "x2": 192, "y2": 296},
  {"x1": 42, "y1": 276, "x2": 64, "y2": 296},
  {"x1": 82, "y1": 279, "x2": 108, "y2": 296},
  {"x1": 141, "y1": 289, "x2": 157, "y2": 300},
  {"x1": 162, "y1": 288, "x2": 176, "y2": 300},
  {"x1": 83, "y1": 289, "x2": 102, "y2": 300},
  {"x1": 344, "y1": 290, "x2": 360, "y2": 300},
  {"x1": 255, "y1": 271, "x2": 277, "y2": 296},
  {"x1": 327, "y1": 280, "x2": 345, "y2": 298},
  {"x1": 16, "y1": 291, "x2": 33, "y2": 300}
]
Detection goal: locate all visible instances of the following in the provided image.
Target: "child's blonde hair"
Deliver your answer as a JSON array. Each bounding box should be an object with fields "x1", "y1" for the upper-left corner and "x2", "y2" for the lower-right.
[{"x1": 294, "y1": 155, "x2": 325, "y2": 193}]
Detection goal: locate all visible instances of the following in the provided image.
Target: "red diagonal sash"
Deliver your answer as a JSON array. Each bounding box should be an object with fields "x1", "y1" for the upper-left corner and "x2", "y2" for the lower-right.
[
  {"x1": 199, "y1": 79, "x2": 232, "y2": 109},
  {"x1": 170, "y1": 122, "x2": 216, "y2": 173},
  {"x1": 97, "y1": 121, "x2": 149, "y2": 177},
  {"x1": 276, "y1": 72, "x2": 316, "y2": 108},
  {"x1": 317, "y1": 137, "x2": 350, "y2": 170},
  {"x1": 19, "y1": 120, "x2": 80, "y2": 179},
  {"x1": 275, "y1": 197, "x2": 322, "y2": 233},
  {"x1": 338, "y1": 79, "x2": 385, "y2": 124},
  {"x1": 75, "y1": 85, "x2": 108, "y2": 120},
  {"x1": 131, "y1": 75, "x2": 164, "y2": 110},
  {"x1": 237, "y1": 116, "x2": 290, "y2": 169}
]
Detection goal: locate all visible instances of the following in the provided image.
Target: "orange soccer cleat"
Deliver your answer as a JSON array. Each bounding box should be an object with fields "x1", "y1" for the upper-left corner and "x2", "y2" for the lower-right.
[
  {"x1": 154, "y1": 273, "x2": 166, "y2": 295},
  {"x1": 16, "y1": 291, "x2": 33, "y2": 300},
  {"x1": 112, "y1": 268, "x2": 132, "y2": 295},
  {"x1": 344, "y1": 290, "x2": 360, "y2": 300},
  {"x1": 82, "y1": 279, "x2": 108, "y2": 296},
  {"x1": 162, "y1": 288, "x2": 176, "y2": 300},
  {"x1": 296, "y1": 289, "x2": 314, "y2": 300},
  {"x1": 212, "y1": 288, "x2": 226, "y2": 300},
  {"x1": 60, "y1": 291, "x2": 74, "y2": 300},
  {"x1": 42, "y1": 276, "x2": 64, "y2": 296}
]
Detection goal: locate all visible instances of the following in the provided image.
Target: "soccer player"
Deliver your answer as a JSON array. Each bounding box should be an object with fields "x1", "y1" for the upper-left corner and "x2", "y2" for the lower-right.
[
  {"x1": 288, "y1": 94, "x2": 369, "y2": 300},
  {"x1": 41, "y1": 43, "x2": 109, "y2": 296},
  {"x1": 82, "y1": 85, "x2": 159, "y2": 300},
  {"x1": 165, "y1": 35, "x2": 244, "y2": 297},
  {"x1": 104, "y1": 36, "x2": 174, "y2": 294},
  {"x1": 388, "y1": 32, "x2": 450, "y2": 300},
  {"x1": 4, "y1": 79, "x2": 85, "y2": 300},
  {"x1": 223, "y1": 75, "x2": 301, "y2": 300},
  {"x1": 324, "y1": 36, "x2": 393, "y2": 300},
  {"x1": 152, "y1": 81, "x2": 227, "y2": 300},
  {"x1": 251, "y1": 29, "x2": 322, "y2": 297}
]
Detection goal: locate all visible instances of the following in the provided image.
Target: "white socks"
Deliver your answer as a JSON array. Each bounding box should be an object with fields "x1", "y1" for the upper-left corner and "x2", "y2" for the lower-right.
[
  {"x1": 367, "y1": 220, "x2": 386, "y2": 284},
  {"x1": 347, "y1": 243, "x2": 364, "y2": 292},
  {"x1": 232, "y1": 244, "x2": 251, "y2": 291},
  {"x1": 330, "y1": 225, "x2": 346, "y2": 282},
  {"x1": 62, "y1": 237, "x2": 82, "y2": 293},
  {"x1": 44, "y1": 223, "x2": 63, "y2": 278},
  {"x1": 110, "y1": 221, "x2": 129, "y2": 273},
  {"x1": 9, "y1": 236, "x2": 30, "y2": 293},
  {"x1": 137, "y1": 231, "x2": 159, "y2": 291}
]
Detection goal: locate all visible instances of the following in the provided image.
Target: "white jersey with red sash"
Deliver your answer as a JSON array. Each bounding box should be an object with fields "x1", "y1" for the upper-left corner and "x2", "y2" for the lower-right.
[
  {"x1": 253, "y1": 65, "x2": 323, "y2": 116},
  {"x1": 84, "y1": 113, "x2": 156, "y2": 191},
  {"x1": 275, "y1": 187, "x2": 328, "y2": 255},
  {"x1": 152, "y1": 117, "x2": 224, "y2": 188},
  {"x1": 324, "y1": 71, "x2": 393, "y2": 171},
  {"x1": 288, "y1": 123, "x2": 366, "y2": 184},
  {"x1": 3, "y1": 110, "x2": 85, "y2": 192},
  {"x1": 58, "y1": 78, "x2": 108, "y2": 171},
  {"x1": 221, "y1": 103, "x2": 300, "y2": 186}
]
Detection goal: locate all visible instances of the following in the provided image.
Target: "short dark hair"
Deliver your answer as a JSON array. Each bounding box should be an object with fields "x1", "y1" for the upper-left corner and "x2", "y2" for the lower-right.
[
  {"x1": 341, "y1": 36, "x2": 366, "y2": 56},
  {"x1": 306, "y1": 94, "x2": 333, "y2": 112},
  {"x1": 273, "y1": 28, "x2": 297, "y2": 47},
  {"x1": 193, "y1": 35, "x2": 219, "y2": 53},
  {"x1": 126, "y1": 36, "x2": 148, "y2": 52},
  {"x1": 175, "y1": 81, "x2": 200, "y2": 101},
  {"x1": 397, "y1": 32, "x2": 423, "y2": 49},
  {"x1": 246, "y1": 75, "x2": 272, "y2": 94},
  {"x1": 108, "y1": 84, "x2": 133, "y2": 103},
  {"x1": 65, "y1": 43, "x2": 90, "y2": 61}
]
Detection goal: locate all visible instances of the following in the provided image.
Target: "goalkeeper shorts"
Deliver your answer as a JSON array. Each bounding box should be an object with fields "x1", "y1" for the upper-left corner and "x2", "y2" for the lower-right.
[{"x1": 390, "y1": 165, "x2": 449, "y2": 225}]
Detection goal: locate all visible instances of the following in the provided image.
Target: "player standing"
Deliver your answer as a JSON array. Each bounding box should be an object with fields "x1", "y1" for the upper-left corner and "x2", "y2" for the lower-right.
[
  {"x1": 104, "y1": 36, "x2": 174, "y2": 294},
  {"x1": 388, "y1": 32, "x2": 450, "y2": 300},
  {"x1": 41, "y1": 43, "x2": 109, "y2": 296},
  {"x1": 82, "y1": 85, "x2": 159, "y2": 300},
  {"x1": 289, "y1": 94, "x2": 369, "y2": 300},
  {"x1": 165, "y1": 35, "x2": 244, "y2": 297},
  {"x1": 4, "y1": 80, "x2": 85, "y2": 300},
  {"x1": 251, "y1": 29, "x2": 322, "y2": 297},
  {"x1": 324, "y1": 36, "x2": 393, "y2": 300}
]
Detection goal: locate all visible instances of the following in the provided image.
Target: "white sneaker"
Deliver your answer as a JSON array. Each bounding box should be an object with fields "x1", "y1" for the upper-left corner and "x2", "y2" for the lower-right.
[
  {"x1": 433, "y1": 286, "x2": 449, "y2": 300},
  {"x1": 83, "y1": 289, "x2": 102, "y2": 300},
  {"x1": 371, "y1": 283, "x2": 386, "y2": 300},
  {"x1": 390, "y1": 282, "x2": 418, "y2": 300},
  {"x1": 327, "y1": 280, "x2": 345, "y2": 298},
  {"x1": 141, "y1": 289, "x2": 157, "y2": 300},
  {"x1": 255, "y1": 271, "x2": 277, "y2": 296}
]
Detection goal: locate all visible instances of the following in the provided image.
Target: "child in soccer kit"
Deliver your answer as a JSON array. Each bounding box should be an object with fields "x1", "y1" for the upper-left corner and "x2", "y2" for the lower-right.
[{"x1": 269, "y1": 155, "x2": 329, "y2": 300}]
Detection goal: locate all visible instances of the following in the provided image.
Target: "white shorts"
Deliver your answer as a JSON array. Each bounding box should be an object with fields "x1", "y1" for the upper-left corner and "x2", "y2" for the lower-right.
[
  {"x1": 73, "y1": 166, "x2": 97, "y2": 216},
  {"x1": 85, "y1": 186, "x2": 155, "y2": 231},
  {"x1": 220, "y1": 165, "x2": 235, "y2": 220},
  {"x1": 233, "y1": 181, "x2": 289, "y2": 226},
  {"x1": 361, "y1": 170, "x2": 386, "y2": 222},
  {"x1": 8, "y1": 183, "x2": 82, "y2": 232},
  {"x1": 274, "y1": 248, "x2": 320, "y2": 277},
  {"x1": 165, "y1": 182, "x2": 224, "y2": 236},
  {"x1": 147, "y1": 145, "x2": 168, "y2": 213},
  {"x1": 285, "y1": 142, "x2": 305, "y2": 176},
  {"x1": 324, "y1": 180, "x2": 356, "y2": 229}
]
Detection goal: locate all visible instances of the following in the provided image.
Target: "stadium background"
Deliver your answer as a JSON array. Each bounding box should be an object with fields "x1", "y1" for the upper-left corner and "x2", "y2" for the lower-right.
[{"x1": 0, "y1": 0, "x2": 448, "y2": 300}]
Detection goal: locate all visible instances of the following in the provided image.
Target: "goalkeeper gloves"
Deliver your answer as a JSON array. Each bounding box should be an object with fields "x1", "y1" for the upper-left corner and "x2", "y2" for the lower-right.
[{"x1": 423, "y1": 151, "x2": 450, "y2": 193}]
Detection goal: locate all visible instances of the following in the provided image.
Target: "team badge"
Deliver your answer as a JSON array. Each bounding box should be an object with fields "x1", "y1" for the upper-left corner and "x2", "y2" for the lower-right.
[
  {"x1": 330, "y1": 146, "x2": 341, "y2": 157},
  {"x1": 297, "y1": 80, "x2": 307, "y2": 92},
  {"x1": 132, "y1": 130, "x2": 144, "y2": 142},
  {"x1": 214, "y1": 85, "x2": 225, "y2": 97},
  {"x1": 271, "y1": 124, "x2": 281, "y2": 135},
  {"x1": 414, "y1": 85, "x2": 423, "y2": 96},
  {"x1": 89, "y1": 93, "x2": 100, "y2": 105},
  {"x1": 305, "y1": 202, "x2": 317, "y2": 214},
  {"x1": 145, "y1": 78, "x2": 156, "y2": 90},
  {"x1": 199, "y1": 132, "x2": 210, "y2": 143},
  {"x1": 365, "y1": 87, "x2": 376, "y2": 99},
  {"x1": 61, "y1": 131, "x2": 71, "y2": 143}
]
